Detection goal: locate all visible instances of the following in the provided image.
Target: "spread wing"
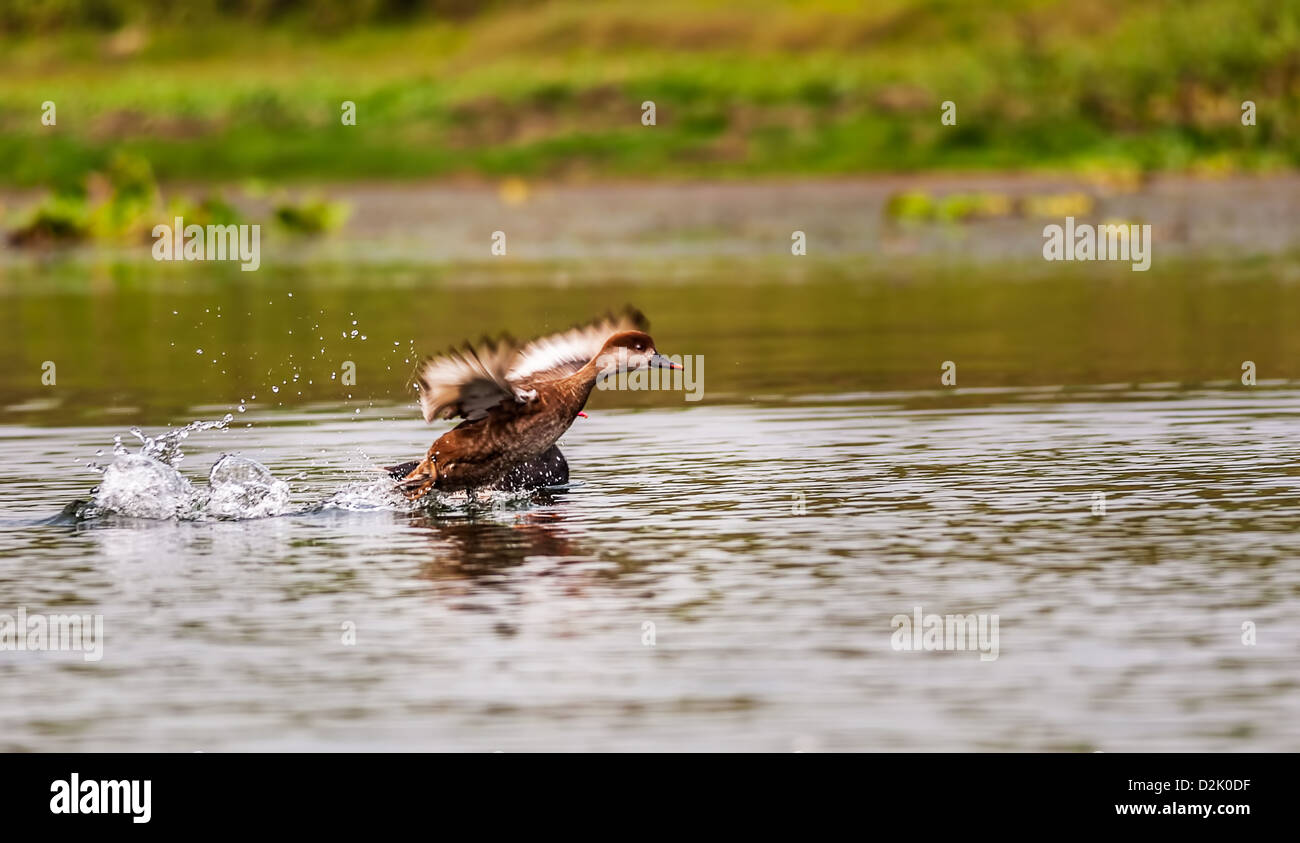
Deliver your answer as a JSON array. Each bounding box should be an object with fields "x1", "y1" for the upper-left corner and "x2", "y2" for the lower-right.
[
  {"x1": 411, "y1": 307, "x2": 648, "y2": 423},
  {"x1": 413, "y1": 337, "x2": 526, "y2": 422},
  {"x1": 507, "y1": 308, "x2": 648, "y2": 386}
]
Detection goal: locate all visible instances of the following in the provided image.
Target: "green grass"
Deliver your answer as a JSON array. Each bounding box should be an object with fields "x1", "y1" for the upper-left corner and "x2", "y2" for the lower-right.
[{"x1": 0, "y1": 0, "x2": 1297, "y2": 186}]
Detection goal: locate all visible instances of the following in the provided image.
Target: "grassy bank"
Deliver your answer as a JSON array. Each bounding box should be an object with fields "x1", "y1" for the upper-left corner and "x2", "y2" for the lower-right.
[{"x1": 0, "y1": 0, "x2": 1297, "y2": 187}]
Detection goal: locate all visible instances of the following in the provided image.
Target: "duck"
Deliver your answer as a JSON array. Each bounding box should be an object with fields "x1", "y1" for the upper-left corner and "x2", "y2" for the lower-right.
[{"x1": 389, "y1": 308, "x2": 680, "y2": 501}]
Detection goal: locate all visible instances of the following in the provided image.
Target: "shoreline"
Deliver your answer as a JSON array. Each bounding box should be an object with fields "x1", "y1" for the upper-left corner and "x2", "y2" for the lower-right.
[{"x1": 4, "y1": 173, "x2": 1300, "y2": 267}]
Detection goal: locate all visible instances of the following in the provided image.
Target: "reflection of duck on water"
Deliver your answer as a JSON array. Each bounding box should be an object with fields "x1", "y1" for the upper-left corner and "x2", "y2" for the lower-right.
[
  {"x1": 412, "y1": 510, "x2": 580, "y2": 579},
  {"x1": 388, "y1": 309, "x2": 680, "y2": 500}
]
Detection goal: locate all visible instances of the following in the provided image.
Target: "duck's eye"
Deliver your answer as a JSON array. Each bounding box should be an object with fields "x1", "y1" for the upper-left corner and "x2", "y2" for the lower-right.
[{"x1": 634, "y1": 343, "x2": 644, "y2": 351}]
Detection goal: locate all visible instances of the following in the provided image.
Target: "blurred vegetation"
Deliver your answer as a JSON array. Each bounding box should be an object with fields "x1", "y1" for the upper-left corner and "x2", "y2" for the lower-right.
[
  {"x1": 0, "y1": 0, "x2": 1296, "y2": 186},
  {"x1": 5, "y1": 149, "x2": 255, "y2": 246},
  {"x1": 884, "y1": 189, "x2": 1095, "y2": 222},
  {"x1": 0, "y1": 0, "x2": 521, "y2": 32},
  {"x1": 7, "y1": 194, "x2": 91, "y2": 246},
  {"x1": 274, "y1": 195, "x2": 350, "y2": 235}
]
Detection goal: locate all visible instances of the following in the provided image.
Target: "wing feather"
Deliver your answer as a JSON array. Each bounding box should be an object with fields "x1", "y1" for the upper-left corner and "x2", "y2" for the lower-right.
[
  {"x1": 507, "y1": 308, "x2": 648, "y2": 385},
  {"x1": 413, "y1": 337, "x2": 520, "y2": 422},
  {"x1": 411, "y1": 307, "x2": 648, "y2": 423}
]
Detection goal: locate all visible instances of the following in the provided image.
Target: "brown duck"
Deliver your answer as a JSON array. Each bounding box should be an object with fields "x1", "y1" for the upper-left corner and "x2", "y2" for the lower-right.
[{"x1": 389, "y1": 309, "x2": 680, "y2": 500}]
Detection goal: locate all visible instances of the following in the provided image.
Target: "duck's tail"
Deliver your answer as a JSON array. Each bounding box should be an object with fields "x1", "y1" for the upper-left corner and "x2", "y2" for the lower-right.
[{"x1": 384, "y1": 458, "x2": 438, "y2": 501}]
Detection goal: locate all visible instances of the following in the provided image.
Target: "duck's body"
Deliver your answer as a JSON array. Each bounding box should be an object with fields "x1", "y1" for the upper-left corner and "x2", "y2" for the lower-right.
[
  {"x1": 404, "y1": 374, "x2": 591, "y2": 494},
  {"x1": 392, "y1": 309, "x2": 677, "y2": 500},
  {"x1": 386, "y1": 444, "x2": 568, "y2": 491}
]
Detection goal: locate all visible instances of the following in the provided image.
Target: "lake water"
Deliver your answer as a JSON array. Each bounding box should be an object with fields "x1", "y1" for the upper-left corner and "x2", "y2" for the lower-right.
[{"x1": 1, "y1": 259, "x2": 1298, "y2": 751}]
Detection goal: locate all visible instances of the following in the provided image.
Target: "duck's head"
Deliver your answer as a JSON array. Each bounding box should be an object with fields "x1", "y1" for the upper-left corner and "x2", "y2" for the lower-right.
[{"x1": 595, "y1": 330, "x2": 682, "y2": 377}]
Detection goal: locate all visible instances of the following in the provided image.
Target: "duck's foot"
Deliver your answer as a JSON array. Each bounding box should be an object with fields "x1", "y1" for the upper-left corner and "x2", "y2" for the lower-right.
[
  {"x1": 402, "y1": 477, "x2": 436, "y2": 501},
  {"x1": 386, "y1": 458, "x2": 438, "y2": 501}
]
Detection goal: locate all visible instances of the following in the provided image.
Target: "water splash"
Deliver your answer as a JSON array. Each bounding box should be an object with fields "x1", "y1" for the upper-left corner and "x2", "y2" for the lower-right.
[
  {"x1": 316, "y1": 477, "x2": 539, "y2": 514},
  {"x1": 103, "y1": 414, "x2": 235, "y2": 468},
  {"x1": 206, "y1": 455, "x2": 292, "y2": 519},
  {"x1": 93, "y1": 453, "x2": 204, "y2": 520},
  {"x1": 317, "y1": 477, "x2": 411, "y2": 512},
  {"x1": 82, "y1": 414, "x2": 281, "y2": 521},
  {"x1": 77, "y1": 415, "x2": 549, "y2": 522}
]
